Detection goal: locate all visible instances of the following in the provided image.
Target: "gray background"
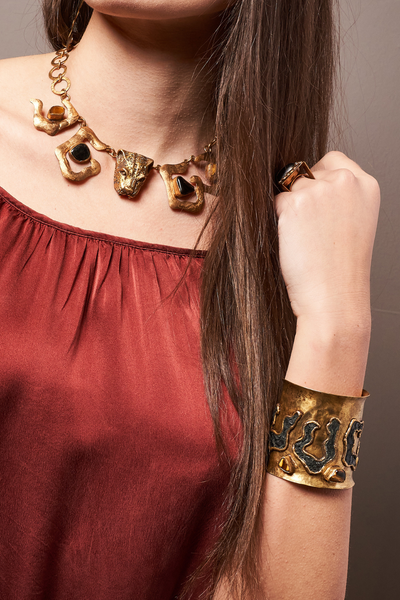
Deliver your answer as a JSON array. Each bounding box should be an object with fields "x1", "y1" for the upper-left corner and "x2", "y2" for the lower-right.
[{"x1": 0, "y1": 0, "x2": 398, "y2": 598}]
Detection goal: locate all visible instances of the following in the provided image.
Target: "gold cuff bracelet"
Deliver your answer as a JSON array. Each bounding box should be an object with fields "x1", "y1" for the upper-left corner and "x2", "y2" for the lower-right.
[{"x1": 266, "y1": 380, "x2": 369, "y2": 490}]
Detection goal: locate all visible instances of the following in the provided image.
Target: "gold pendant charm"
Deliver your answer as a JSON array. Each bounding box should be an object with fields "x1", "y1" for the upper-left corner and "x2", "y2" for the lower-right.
[
  {"x1": 55, "y1": 125, "x2": 108, "y2": 182},
  {"x1": 30, "y1": 97, "x2": 79, "y2": 136},
  {"x1": 158, "y1": 151, "x2": 216, "y2": 214},
  {"x1": 114, "y1": 151, "x2": 154, "y2": 198}
]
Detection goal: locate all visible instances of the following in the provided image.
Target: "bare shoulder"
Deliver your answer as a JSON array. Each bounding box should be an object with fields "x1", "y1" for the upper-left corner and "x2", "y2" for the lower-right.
[
  {"x1": 0, "y1": 53, "x2": 58, "y2": 201},
  {"x1": 0, "y1": 53, "x2": 53, "y2": 120}
]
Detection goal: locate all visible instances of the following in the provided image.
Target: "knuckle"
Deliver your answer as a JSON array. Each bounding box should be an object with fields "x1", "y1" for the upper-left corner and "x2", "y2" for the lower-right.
[
  {"x1": 334, "y1": 167, "x2": 356, "y2": 185},
  {"x1": 293, "y1": 189, "x2": 311, "y2": 204},
  {"x1": 288, "y1": 190, "x2": 310, "y2": 212},
  {"x1": 313, "y1": 179, "x2": 330, "y2": 196},
  {"x1": 322, "y1": 150, "x2": 358, "y2": 171},
  {"x1": 325, "y1": 150, "x2": 347, "y2": 161},
  {"x1": 323, "y1": 150, "x2": 352, "y2": 168},
  {"x1": 364, "y1": 175, "x2": 381, "y2": 208},
  {"x1": 365, "y1": 173, "x2": 381, "y2": 195}
]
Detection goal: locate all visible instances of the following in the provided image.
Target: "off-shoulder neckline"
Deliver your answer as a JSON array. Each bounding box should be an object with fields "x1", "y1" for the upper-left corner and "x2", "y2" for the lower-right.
[{"x1": 0, "y1": 186, "x2": 207, "y2": 258}]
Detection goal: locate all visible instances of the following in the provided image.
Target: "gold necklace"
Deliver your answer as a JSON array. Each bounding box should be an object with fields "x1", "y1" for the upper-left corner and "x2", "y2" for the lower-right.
[{"x1": 30, "y1": 45, "x2": 217, "y2": 214}]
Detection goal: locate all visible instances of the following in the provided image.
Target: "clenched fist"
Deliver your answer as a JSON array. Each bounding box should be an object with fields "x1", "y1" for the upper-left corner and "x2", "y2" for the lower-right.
[{"x1": 275, "y1": 151, "x2": 380, "y2": 329}]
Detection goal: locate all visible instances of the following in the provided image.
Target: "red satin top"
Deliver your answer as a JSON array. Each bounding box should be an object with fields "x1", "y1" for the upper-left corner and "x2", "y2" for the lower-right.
[{"x1": 0, "y1": 187, "x2": 239, "y2": 600}]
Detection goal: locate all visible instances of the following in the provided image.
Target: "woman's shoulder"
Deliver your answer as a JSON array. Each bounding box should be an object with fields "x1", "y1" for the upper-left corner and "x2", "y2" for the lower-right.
[
  {"x1": 0, "y1": 53, "x2": 53, "y2": 118},
  {"x1": 0, "y1": 53, "x2": 58, "y2": 205},
  {"x1": 0, "y1": 53, "x2": 53, "y2": 79}
]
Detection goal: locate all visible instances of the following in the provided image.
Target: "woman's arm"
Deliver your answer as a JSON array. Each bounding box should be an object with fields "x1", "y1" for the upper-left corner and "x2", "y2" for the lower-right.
[
  {"x1": 260, "y1": 319, "x2": 370, "y2": 600},
  {"x1": 215, "y1": 151, "x2": 380, "y2": 599},
  {"x1": 258, "y1": 151, "x2": 380, "y2": 600}
]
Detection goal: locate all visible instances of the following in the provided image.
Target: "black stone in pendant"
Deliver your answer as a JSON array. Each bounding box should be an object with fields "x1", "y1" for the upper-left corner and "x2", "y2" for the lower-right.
[
  {"x1": 69, "y1": 143, "x2": 91, "y2": 163},
  {"x1": 175, "y1": 176, "x2": 195, "y2": 197}
]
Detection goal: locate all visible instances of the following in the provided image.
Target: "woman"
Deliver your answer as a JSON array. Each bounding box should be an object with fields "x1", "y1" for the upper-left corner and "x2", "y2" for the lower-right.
[{"x1": 0, "y1": 1, "x2": 380, "y2": 599}]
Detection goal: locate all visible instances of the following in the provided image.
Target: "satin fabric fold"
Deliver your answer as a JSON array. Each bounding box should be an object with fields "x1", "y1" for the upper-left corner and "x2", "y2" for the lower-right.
[{"x1": 0, "y1": 188, "x2": 239, "y2": 600}]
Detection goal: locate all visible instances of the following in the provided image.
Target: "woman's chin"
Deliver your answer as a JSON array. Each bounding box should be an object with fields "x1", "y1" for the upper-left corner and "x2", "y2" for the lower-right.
[{"x1": 84, "y1": 0, "x2": 233, "y2": 20}]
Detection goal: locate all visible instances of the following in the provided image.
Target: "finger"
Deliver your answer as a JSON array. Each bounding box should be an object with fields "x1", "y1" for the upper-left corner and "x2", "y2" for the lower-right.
[
  {"x1": 289, "y1": 168, "x2": 331, "y2": 188},
  {"x1": 274, "y1": 164, "x2": 356, "y2": 206},
  {"x1": 277, "y1": 169, "x2": 322, "y2": 195},
  {"x1": 311, "y1": 151, "x2": 365, "y2": 177},
  {"x1": 274, "y1": 150, "x2": 366, "y2": 211},
  {"x1": 280, "y1": 166, "x2": 355, "y2": 195}
]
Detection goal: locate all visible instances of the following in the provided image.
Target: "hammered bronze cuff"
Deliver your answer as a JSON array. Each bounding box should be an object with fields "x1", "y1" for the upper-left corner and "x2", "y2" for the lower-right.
[{"x1": 266, "y1": 380, "x2": 369, "y2": 490}]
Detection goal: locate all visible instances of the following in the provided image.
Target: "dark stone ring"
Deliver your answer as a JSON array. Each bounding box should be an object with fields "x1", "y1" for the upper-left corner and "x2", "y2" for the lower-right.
[{"x1": 275, "y1": 161, "x2": 315, "y2": 192}]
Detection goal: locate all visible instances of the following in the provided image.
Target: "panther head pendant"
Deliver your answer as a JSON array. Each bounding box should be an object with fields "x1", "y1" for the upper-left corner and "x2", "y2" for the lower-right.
[{"x1": 114, "y1": 150, "x2": 154, "y2": 198}]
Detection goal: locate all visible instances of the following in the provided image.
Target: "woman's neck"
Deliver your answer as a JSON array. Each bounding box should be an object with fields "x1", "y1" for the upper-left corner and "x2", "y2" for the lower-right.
[{"x1": 67, "y1": 10, "x2": 220, "y2": 164}]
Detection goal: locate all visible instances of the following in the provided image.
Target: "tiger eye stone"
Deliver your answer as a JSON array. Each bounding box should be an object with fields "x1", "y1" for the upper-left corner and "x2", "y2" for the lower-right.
[
  {"x1": 47, "y1": 105, "x2": 65, "y2": 121},
  {"x1": 278, "y1": 455, "x2": 295, "y2": 475},
  {"x1": 323, "y1": 466, "x2": 346, "y2": 484},
  {"x1": 328, "y1": 469, "x2": 346, "y2": 484},
  {"x1": 69, "y1": 143, "x2": 91, "y2": 163}
]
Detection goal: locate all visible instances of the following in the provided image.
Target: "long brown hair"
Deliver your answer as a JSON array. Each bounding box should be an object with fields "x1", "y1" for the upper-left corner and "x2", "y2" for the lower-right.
[{"x1": 42, "y1": 1, "x2": 340, "y2": 597}]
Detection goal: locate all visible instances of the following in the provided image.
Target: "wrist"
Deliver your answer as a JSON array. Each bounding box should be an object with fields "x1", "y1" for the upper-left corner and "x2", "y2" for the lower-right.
[
  {"x1": 295, "y1": 311, "x2": 371, "y2": 345},
  {"x1": 286, "y1": 314, "x2": 371, "y2": 397}
]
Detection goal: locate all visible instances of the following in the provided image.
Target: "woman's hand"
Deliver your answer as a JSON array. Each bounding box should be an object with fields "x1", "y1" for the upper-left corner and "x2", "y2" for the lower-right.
[
  {"x1": 275, "y1": 151, "x2": 380, "y2": 331},
  {"x1": 256, "y1": 152, "x2": 381, "y2": 600}
]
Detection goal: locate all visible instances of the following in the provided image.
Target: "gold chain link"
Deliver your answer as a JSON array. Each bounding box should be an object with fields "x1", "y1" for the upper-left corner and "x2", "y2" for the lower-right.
[
  {"x1": 104, "y1": 146, "x2": 117, "y2": 158},
  {"x1": 204, "y1": 136, "x2": 217, "y2": 154},
  {"x1": 153, "y1": 138, "x2": 216, "y2": 171},
  {"x1": 48, "y1": 48, "x2": 71, "y2": 99}
]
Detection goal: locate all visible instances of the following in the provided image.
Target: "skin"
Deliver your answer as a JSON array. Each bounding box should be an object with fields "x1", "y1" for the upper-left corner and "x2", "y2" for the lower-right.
[
  {"x1": 258, "y1": 155, "x2": 379, "y2": 600},
  {"x1": 0, "y1": 4, "x2": 227, "y2": 248},
  {"x1": 0, "y1": 0, "x2": 380, "y2": 598}
]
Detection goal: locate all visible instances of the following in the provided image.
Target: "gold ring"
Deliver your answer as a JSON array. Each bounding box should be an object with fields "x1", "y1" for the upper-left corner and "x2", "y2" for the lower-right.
[{"x1": 275, "y1": 161, "x2": 315, "y2": 192}]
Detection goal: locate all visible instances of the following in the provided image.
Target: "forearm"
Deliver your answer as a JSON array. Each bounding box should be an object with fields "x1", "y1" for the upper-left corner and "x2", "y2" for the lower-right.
[
  {"x1": 259, "y1": 315, "x2": 371, "y2": 600},
  {"x1": 286, "y1": 312, "x2": 371, "y2": 396}
]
